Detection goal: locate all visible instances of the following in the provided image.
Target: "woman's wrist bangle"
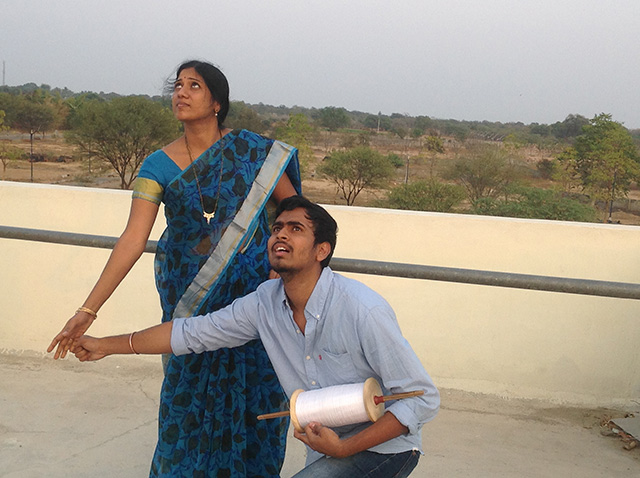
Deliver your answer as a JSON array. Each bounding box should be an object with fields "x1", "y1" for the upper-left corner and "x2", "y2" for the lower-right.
[
  {"x1": 76, "y1": 306, "x2": 98, "y2": 320},
  {"x1": 129, "y1": 331, "x2": 140, "y2": 355}
]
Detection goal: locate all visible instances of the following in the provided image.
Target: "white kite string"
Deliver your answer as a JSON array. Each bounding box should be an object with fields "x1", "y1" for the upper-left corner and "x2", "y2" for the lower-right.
[{"x1": 294, "y1": 382, "x2": 369, "y2": 429}]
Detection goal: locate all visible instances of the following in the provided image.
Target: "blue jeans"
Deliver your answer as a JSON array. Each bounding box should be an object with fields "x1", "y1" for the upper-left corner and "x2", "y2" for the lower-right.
[{"x1": 291, "y1": 449, "x2": 420, "y2": 478}]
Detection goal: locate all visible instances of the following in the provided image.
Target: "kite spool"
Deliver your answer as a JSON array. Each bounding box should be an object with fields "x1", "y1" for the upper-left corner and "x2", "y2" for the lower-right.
[
  {"x1": 290, "y1": 377, "x2": 384, "y2": 432},
  {"x1": 257, "y1": 377, "x2": 424, "y2": 432}
]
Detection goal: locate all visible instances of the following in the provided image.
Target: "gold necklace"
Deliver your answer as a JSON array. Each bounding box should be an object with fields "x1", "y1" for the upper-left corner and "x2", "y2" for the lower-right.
[{"x1": 184, "y1": 134, "x2": 224, "y2": 225}]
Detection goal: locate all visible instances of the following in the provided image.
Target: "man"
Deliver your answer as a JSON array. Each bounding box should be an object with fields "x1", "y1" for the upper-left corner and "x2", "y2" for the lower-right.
[{"x1": 73, "y1": 195, "x2": 440, "y2": 477}]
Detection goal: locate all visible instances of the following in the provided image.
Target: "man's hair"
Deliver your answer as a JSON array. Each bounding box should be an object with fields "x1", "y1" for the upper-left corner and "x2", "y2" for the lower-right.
[{"x1": 274, "y1": 195, "x2": 338, "y2": 268}]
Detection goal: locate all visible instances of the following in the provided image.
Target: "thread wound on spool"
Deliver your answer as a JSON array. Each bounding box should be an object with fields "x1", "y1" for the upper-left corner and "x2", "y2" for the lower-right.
[{"x1": 290, "y1": 379, "x2": 385, "y2": 432}]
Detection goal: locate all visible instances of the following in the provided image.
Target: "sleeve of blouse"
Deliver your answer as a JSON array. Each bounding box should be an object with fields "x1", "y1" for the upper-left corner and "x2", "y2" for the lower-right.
[
  {"x1": 132, "y1": 151, "x2": 165, "y2": 205},
  {"x1": 132, "y1": 176, "x2": 163, "y2": 205}
]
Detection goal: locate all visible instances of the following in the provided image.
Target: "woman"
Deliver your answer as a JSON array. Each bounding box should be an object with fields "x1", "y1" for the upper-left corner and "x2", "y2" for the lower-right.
[{"x1": 47, "y1": 60, "x2": 300, "y2": 477}]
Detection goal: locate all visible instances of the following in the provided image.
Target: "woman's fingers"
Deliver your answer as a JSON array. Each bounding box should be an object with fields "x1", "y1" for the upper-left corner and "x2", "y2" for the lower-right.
[
  {"x1": 52, "y1": 336, "x2": 70, "y2": 360},
  {"x1": 48, "y1": 314, "x2": 94, "y2": 359}
]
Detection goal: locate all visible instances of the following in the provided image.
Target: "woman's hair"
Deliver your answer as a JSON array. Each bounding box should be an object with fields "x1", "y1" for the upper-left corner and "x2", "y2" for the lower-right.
[{"x1": 169, "y1": 60, "x2": 230, "y2": 126}]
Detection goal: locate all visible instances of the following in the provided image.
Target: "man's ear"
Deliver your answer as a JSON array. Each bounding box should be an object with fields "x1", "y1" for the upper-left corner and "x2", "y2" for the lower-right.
[{"x1": 315, "y1": 242, "x2": 331, "y2": 264}]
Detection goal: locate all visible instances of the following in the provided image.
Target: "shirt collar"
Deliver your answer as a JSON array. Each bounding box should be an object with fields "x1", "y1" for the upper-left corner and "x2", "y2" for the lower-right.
[
  {"x1": 304, "y1": 267, "x2": 333, "y2": 321},
  {"x1": 277, "y1": 267, "x2": 334, "y2": 318}
]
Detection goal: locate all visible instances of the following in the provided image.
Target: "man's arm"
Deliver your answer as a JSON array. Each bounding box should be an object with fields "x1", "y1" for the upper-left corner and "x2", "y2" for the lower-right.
[
  {"x1": 293, "y1": 411, "x2": 407, "y2": 458},
  {"x1": 360, "y1": 305, "x2": 440, "y2": 434},
  {"x1": 72, "y1": 289, "x2": 264, "y2": 361},
  {"x1": 72, "y1": 322, "x2": 173, "y2": 361}
]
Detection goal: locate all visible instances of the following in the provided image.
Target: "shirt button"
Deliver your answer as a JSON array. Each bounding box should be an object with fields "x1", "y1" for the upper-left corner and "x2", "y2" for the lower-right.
[
  {"x1": 311, "y1": 381, "x2": 316, "y2": 385},
  {"x1": 306, "y1": 355, "x2": 311, "y2": 360},
  {"x1": 296, "y1": 329, "x2": 301, "y2": 334},
  {"x1": 316, "y1": 314, "x2": 320, "y2": 319}
]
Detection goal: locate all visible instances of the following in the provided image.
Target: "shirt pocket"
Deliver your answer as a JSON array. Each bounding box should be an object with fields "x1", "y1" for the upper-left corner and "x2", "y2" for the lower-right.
[{"x1": 319, "y1": 348, "x2": 361, "y2": 384}]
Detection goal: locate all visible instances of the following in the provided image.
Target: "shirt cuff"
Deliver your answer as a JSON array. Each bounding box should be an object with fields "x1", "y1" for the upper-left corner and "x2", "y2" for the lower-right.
[
  {"x1": 387, "y1": 400, "x2": 423, "y2": 436},
  {"x1": 170, "y1": 318, "x2": 189, "y2": 356}
]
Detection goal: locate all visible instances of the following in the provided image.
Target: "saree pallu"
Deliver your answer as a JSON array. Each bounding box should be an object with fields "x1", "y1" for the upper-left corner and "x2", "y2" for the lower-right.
[{"x1": 146, "y1": 130, "x2": 300, "y2": 478}]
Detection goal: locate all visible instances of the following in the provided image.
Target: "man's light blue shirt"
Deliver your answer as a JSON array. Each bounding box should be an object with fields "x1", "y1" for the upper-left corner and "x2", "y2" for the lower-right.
[{"x1": 171, "y1": 267, "x2": 440, "y2": 463}]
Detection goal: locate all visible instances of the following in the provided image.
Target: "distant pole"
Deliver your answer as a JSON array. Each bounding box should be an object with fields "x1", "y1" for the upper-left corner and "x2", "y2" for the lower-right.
[
  {"x1": 30, "y1": 129, "x2": 35, "y2": 182},
  {"x1": 404, "y1": 155, "x2": 409, "y2": 184},
  {"x1": 607, "y1": 171, "x2": 617, "y2": 223},
  {"x1": 2, "y1": 60, "x2": 5, "y2": 86}
]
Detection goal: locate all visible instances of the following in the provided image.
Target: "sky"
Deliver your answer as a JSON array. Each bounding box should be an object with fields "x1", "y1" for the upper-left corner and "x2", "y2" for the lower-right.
[{"x1": 2, "y1": 0, "x2": 640, "y2": 128}]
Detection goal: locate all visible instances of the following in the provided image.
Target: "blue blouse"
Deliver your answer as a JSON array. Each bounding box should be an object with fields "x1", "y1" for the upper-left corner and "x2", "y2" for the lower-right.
[{"x1": 132, "y1": 149, "x2": 181, "y2": 205}]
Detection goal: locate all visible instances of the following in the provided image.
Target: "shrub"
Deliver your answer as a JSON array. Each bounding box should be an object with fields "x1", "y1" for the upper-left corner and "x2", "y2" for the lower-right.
[
  {"x1": 384, "y1": 179, "x2": 465, "y2": 212},
  {"x1": 472, "y1": 186, "x2": 597, "y2": 222}
]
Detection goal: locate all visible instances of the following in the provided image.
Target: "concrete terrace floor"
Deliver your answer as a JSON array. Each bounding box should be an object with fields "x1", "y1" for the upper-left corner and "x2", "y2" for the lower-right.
[{"x1": 1, "y1": 353, "x2": 638, "y2": 478}]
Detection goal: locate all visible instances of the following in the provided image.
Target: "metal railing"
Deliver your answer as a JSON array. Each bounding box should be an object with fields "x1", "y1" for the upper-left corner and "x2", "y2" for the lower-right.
[{"x1": 2, "y1": 225, "x2": 640, "y2": 300}]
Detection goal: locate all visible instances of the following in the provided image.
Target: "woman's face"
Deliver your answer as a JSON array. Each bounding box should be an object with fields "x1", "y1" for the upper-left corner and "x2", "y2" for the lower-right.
[{"x1": 172, "y1": 67, "x2": 219, "y2": 123}]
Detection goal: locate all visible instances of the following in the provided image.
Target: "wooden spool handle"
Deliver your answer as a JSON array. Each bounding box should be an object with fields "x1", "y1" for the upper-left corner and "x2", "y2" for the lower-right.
[
  {"x1": 256, "y1": 390, "x2": 424, "y2": 420},
  {"x1": 373, "y1": 390, "x2": 424, "y2": 405},
  {"x1": 257, "y1": 410, "x2": 290, "y2": 420}
]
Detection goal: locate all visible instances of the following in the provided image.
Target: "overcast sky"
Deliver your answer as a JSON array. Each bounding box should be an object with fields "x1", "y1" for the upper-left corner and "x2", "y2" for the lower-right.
[{"x1": 2, "y1": 0, "x2": 639, "y2": 128}]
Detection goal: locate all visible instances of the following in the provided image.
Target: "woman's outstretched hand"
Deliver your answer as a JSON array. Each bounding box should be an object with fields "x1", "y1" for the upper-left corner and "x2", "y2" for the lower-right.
[{"x1": 47, "y1": 310, "x2": 96, "y2": 359}]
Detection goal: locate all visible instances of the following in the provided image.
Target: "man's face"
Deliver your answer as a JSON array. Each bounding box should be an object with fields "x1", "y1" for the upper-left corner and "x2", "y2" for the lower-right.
[{"x1": 268, "y1": 208, "x2": 323, "y2": 274}]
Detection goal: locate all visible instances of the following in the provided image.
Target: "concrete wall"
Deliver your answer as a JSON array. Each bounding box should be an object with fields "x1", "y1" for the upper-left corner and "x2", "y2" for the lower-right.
[{"x1": 1, "y1": 181, "x2": 639, "y2": 408}]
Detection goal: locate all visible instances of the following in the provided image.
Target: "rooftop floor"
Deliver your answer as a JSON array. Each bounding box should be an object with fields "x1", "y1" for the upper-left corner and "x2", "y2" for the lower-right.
[{"x1": 1, "y1": 353, "x2": 638, "y2": 477}]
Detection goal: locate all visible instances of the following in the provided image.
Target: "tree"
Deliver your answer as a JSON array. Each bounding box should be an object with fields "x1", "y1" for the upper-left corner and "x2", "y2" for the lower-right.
[
  {"x1": 363, "y1": 115, "x2": 378, "y2": 129},
  {"x1": 1, "y1": 100, "x2": 24, "y2": 179},
  {"x1": 12, "y1": 96, "x2": 57, "y2": 181},
  {"x1": 316, "y1": 106, "x2": 350, "y2": 131},
  {"x1": 550, "y1": 114, "x2": 589, "y2": 139},
  {"x1": 422, "y1": 135, "x2": 446, "y2": 178},
  {"x1": 530, "y1": 123, "x2": 551, "y2": 137},
  {"x1": 445, "y1": 143, "x2": 520, "y2": 204},
  {"x1": 273, "y1": 113, "x2": 315, "y2": 174},
  {"x1": 0, "y1": 93, "x2": 17, "y2": 125},
  {"x1": 441, "y1": 121, "x2": 470, "y2": 142},
  {"x1": 66, "y1": 96, "x2": 179, "y2": 189},
  {"x1": 319, "y1": 146, "x2": 393, "y2": 205},
  {"x1": 0, "y1": 143, "x2": 26, "y2": 179},
  {"x1": 387, "y1": 153, "x2": 404, "y2": 168},
  {"x1": 391, "y1": 126, "x2": 408, "y2": 139},
  {"x1": 13, "y1": 96, "x2": 56, "y2": 137},
  {"x1": 552, "y1": 147, "x2": 583, "y2": 194},
  {"x1": 384, "y1": 179, "x2": 465, "y2": 213},
  {"x1": 44, "y1": 91, "x2": 70, "y2": 131},
  {"x1": 571, "y1": 114, "x2": 640, "y2": 219},
  {"x1": 423, "y1": 135, "x2": 445, "y2": 154},
  {"x1": 377, "y1": 115, "x2": 392, "y2": 131},
  {"x1": 226, "y1": 102, "x2": 268, "y2": 133},
  {"x1": 413, "y1": 116, "x2": 432, "y2": 136}
]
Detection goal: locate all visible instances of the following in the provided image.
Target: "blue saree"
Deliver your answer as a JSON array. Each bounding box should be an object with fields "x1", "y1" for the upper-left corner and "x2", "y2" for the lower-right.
[{"x1": 133, "y1": 129, "x2": 301, "y2": 478}]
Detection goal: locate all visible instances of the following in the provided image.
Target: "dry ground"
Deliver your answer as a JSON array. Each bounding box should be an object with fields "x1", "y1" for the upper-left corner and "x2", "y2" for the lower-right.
[{"x1": 1, "y1": 353, "x2": 638, "y2": 477}]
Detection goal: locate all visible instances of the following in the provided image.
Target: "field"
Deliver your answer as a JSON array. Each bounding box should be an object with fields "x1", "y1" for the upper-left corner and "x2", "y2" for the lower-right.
[
  {"x1": 2, "y1": 130, "x2": 640, "y2": 225},
  {"x1": 0, "y1": 131, "x2": 369, "y2": 205}
]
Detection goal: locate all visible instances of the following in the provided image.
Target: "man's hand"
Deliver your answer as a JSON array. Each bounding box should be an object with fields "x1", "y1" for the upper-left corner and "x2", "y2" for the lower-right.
[
  {"x1": 71, "y1": 336, "x2": 108, "y2": 362},
  {"x1": 293, "y1": 412, "x2": 409, "y2": 459},
  {"x1": 293, "y1": 422, "x2": 348, "y2": 458}
]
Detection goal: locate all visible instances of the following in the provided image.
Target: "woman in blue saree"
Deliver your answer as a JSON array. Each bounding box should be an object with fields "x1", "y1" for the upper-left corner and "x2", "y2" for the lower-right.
[{"x1": 48, "y1": 60, "x2": 300, "y2": 477}]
